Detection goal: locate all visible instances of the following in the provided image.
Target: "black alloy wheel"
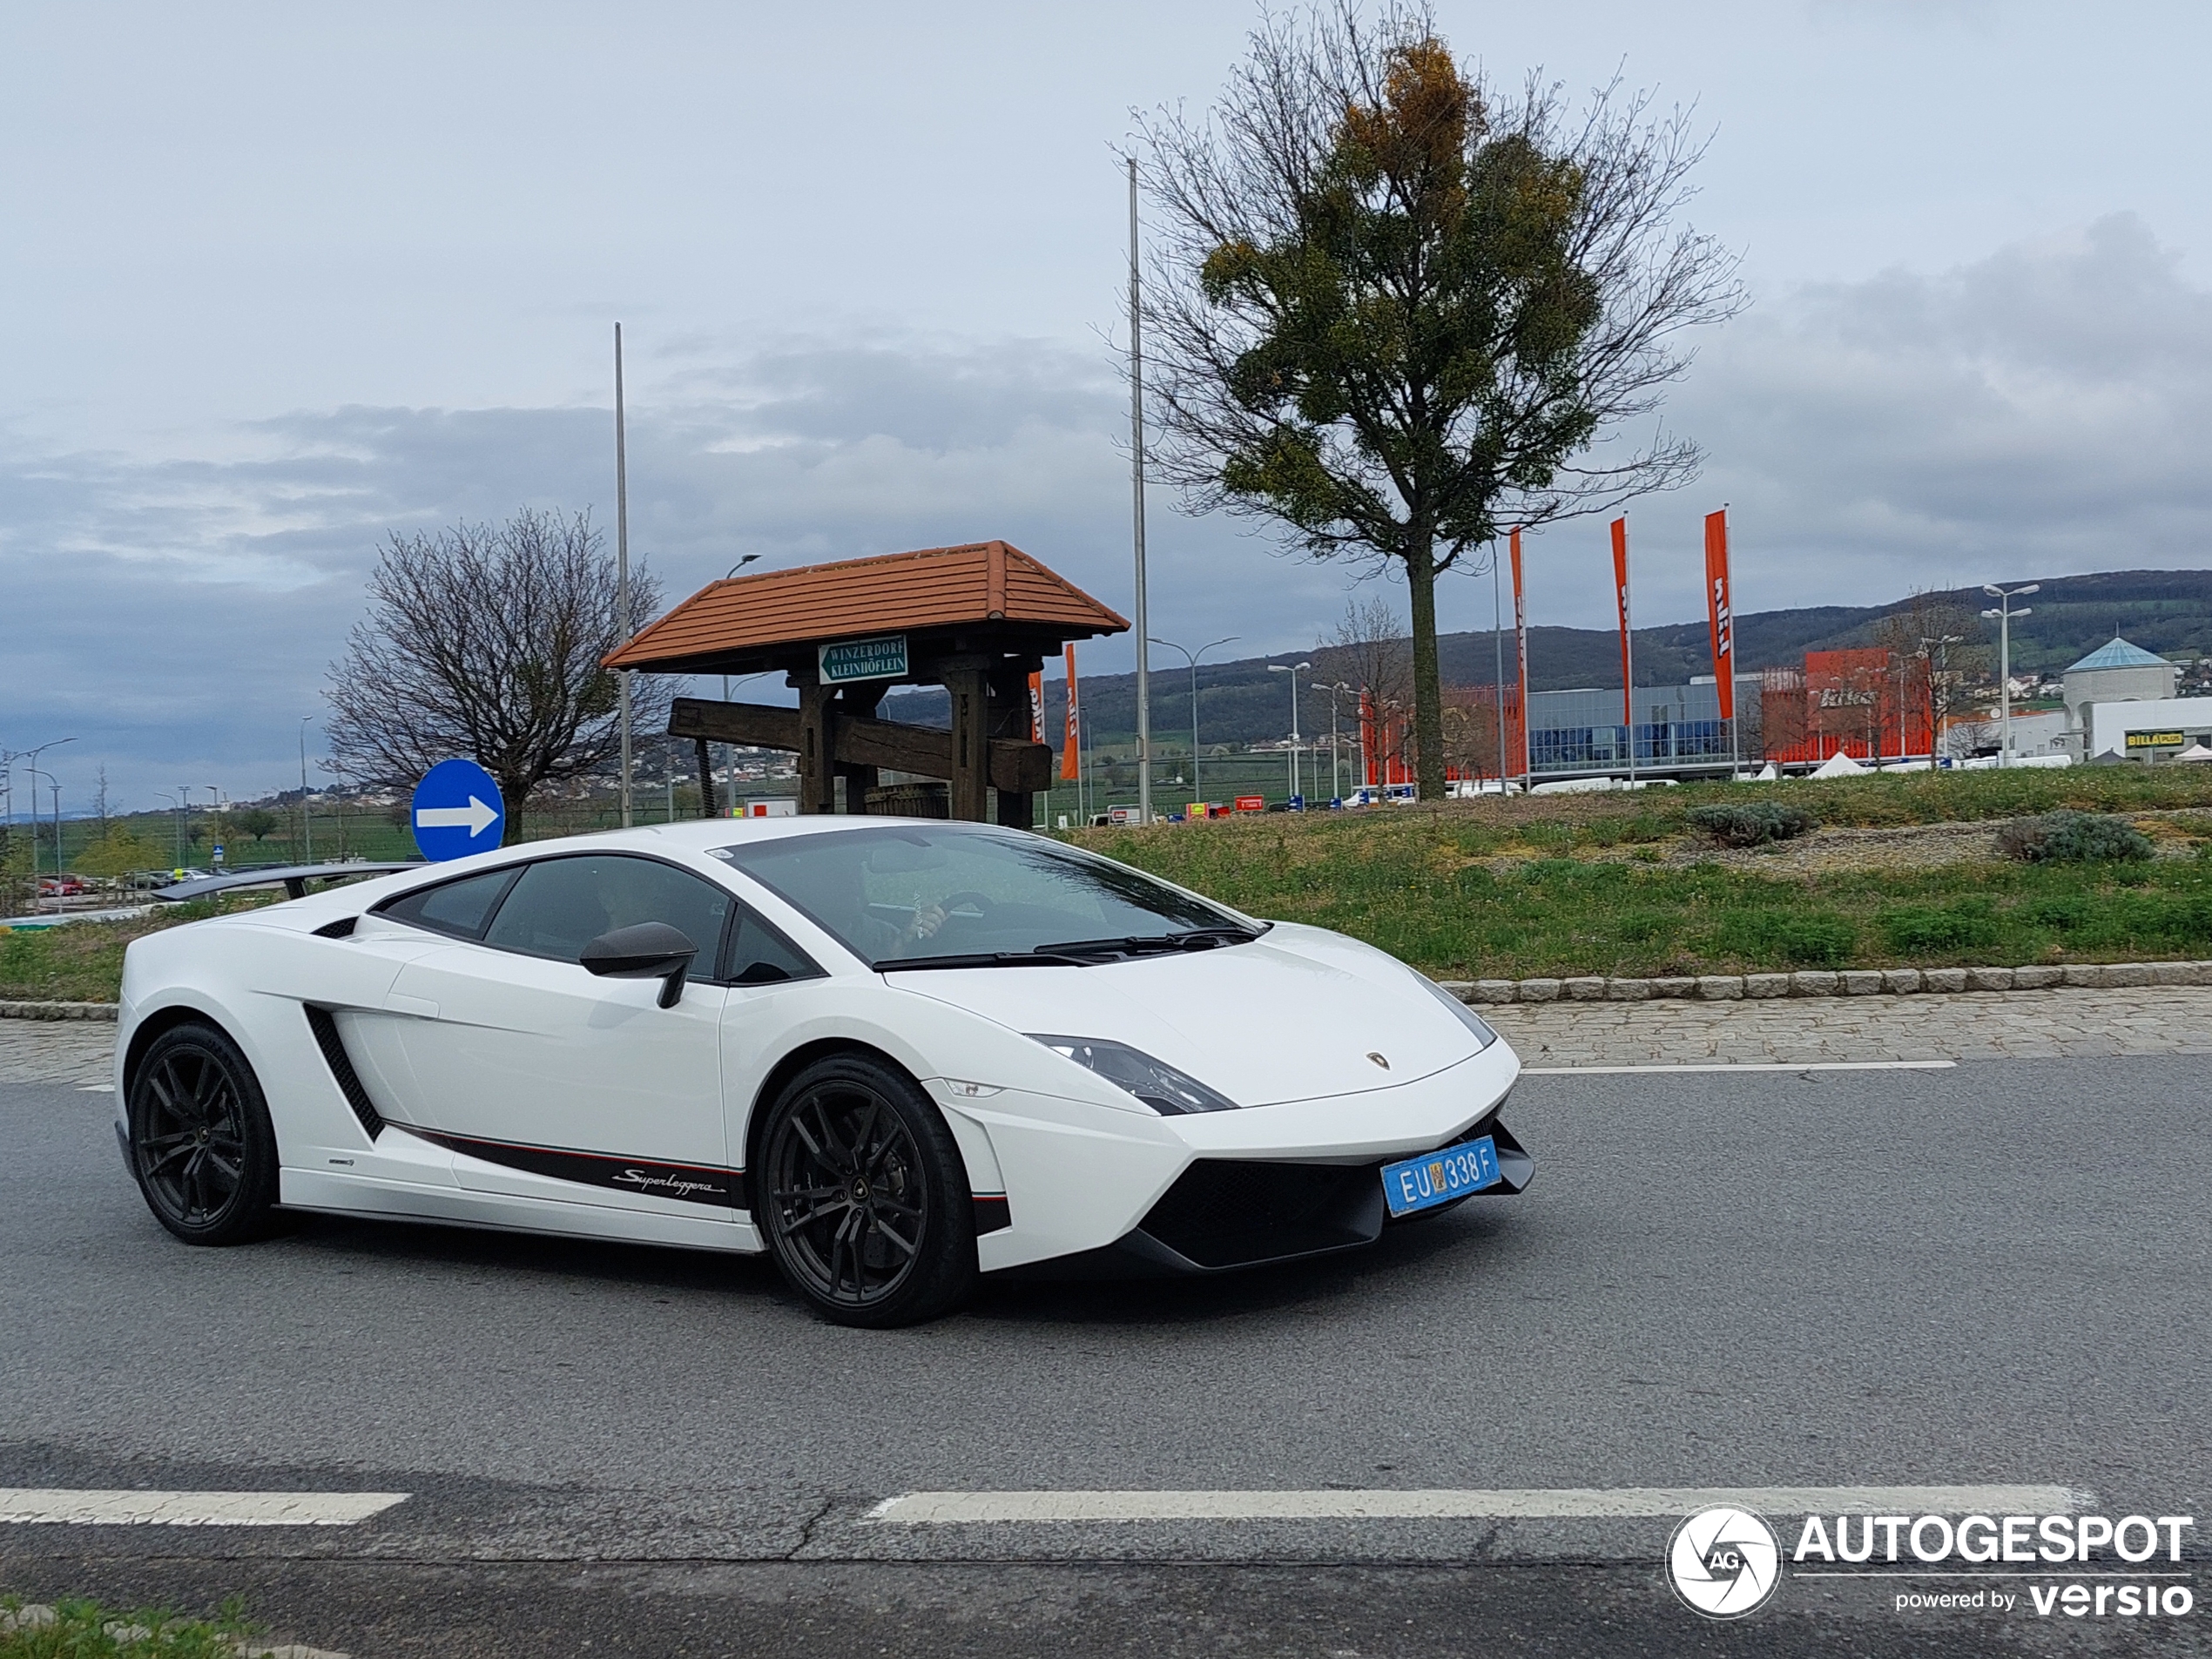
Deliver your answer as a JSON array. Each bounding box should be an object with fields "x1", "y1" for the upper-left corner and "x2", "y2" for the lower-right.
[
  {"x1": 759, "y1": 1054, "x2": 976, "y2": 1327},
  {"x1": 128, "y1": 1022, "x2": 282, "y2": 1245}
]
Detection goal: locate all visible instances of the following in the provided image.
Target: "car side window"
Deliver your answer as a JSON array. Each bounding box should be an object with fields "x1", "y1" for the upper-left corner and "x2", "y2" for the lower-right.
[
  {"x1": 725, "y1": 906, "x2": 822, "y2": 986},
  {"x1": 378, "y1": 867, "x2": 521, "y2": 941},
  {"x1": 481, "y1": 855, "x2": 733, "y2": 972}
]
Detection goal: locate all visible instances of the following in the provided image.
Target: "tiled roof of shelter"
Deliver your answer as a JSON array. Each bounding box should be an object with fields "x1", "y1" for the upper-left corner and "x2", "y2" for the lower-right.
[
  {"x1": 2066, "y1": 636, "x2": 2171, "y2": 673},
  {"x1": 604, "y1": 541, "x2": 1127, "y2": 673}
]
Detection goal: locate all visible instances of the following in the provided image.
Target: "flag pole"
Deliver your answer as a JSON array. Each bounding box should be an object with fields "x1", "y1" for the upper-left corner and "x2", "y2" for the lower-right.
[
  {"x1": 1129, "y1": 158, "x2": 1152, "y2": 826},
  {"x1": 615, "y1": 322, "x2": 634, "y2": 829}
]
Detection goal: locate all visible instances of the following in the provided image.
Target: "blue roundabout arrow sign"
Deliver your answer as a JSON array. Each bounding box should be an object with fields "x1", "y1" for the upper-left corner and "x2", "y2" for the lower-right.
[{"x1": 410, "y1": 759, "x2": 507, "y2": 861}]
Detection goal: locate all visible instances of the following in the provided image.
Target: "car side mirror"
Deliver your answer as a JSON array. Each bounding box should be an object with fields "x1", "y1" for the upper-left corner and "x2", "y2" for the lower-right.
[{"x1": 580, "y1": 921, "x2": 698, "y2": 1008}]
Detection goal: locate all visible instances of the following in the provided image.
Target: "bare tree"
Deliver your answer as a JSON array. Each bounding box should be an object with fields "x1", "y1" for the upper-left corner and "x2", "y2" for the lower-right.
[
  {"x1": 326, "y1": 508, "x2": 667, "y2": 842},
  {"x1": 1872, "y1": 590, "x2": 1986, "y2": 762},
  {"x1": 1315, "y1": 593, "x2": 1413, "y2": 783},
  {"x1": 1136, "y1": 3, "x2": 1743, "y2": 798}
]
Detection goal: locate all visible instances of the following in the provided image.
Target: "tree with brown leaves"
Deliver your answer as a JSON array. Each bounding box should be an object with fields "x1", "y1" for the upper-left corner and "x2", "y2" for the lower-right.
[{"x1": 1136, "y1": 3, "x2": 1742, "y2": 799}]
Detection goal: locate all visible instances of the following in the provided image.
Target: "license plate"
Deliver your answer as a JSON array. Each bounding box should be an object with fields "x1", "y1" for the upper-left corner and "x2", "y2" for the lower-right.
[{"x1": 1381, "y1": 1136, "x2": 1501, "y2": 1217}]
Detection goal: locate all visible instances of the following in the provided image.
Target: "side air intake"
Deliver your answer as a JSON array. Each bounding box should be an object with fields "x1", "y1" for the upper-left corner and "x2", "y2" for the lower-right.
[{"x1": 304, "y1": 1006, "x2": 383, "y2": 1139}]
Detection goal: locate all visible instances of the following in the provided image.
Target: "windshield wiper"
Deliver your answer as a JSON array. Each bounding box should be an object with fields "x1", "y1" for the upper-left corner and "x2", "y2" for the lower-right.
[
  {"x1": 876, "y1": 949, "x2": 1096, "y2": 972},
  {"x1": 1031, "y1": 925, "x2": 1267, "y2": 960}
]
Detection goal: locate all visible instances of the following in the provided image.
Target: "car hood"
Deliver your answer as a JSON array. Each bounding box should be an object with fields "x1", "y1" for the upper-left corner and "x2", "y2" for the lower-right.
[{"x1": 887, "y1": 922, "x2": 1484, "y2": 1108}]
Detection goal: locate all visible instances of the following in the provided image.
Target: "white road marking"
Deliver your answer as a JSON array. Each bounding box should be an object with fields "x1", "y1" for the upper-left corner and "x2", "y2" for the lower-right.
[
  {"x1": 0, "y1": 1489, "x2": 409, "y2": 1527},
  {"x1": 78, "y1": 1083, "x2": 114, "y2": 1093},
  {"x1": 1524, "y1": 1060, "x2": 1957, "y2": 1075},
  {"x1": 866, "y1": 1485, "x2": 2082, "y2": 1525}
]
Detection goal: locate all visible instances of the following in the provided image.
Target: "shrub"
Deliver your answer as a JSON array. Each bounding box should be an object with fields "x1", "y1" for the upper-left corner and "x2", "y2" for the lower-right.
[
  {"x1": 1996, "y1": 810, "x2": 2154, "y2": 864},
  {"x1": 1686, "y1": 801, "x2": 1816, "y2": 848}
]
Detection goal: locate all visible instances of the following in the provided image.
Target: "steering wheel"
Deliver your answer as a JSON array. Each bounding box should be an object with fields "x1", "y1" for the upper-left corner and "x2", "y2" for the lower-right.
[{"x1": 935, "y1": 891, "x2": 998, "y2": 916}]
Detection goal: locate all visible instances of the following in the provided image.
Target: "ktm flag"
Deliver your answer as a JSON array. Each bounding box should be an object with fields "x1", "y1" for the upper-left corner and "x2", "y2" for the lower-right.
[
  {"x1": 1028, "y1": 671, "x2": 1043, "y2": 743},
  {"x1": 1061, "y1": 644, "x2": 1081, "y2": 781},
  {"x1": 1611, "y1": 516, "x2": 1633, "y2": 726},
  {"x1": 1509, "y1": 527, "x2": 1530, "y2": 776},
  {"x1": 1703, "y1": 509, "x2": 1735, "y2": 722}
]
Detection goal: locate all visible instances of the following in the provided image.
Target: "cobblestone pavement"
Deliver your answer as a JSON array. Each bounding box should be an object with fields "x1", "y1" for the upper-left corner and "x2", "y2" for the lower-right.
[
  {"x1": 6, "y1": 985, "x2": 2212, "y2": 1087},
  {"x1": 0, "y1": 1021, "x2": 114, "y2": 1087},
  {"x1": 1488, "y1": 985, "x2": 2212, "y2": 1067}
]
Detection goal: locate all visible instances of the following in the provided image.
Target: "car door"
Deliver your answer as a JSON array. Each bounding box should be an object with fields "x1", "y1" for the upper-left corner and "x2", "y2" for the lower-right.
[{"x1": 380, "y1": 852, "x2": 738, "y2": 1215}]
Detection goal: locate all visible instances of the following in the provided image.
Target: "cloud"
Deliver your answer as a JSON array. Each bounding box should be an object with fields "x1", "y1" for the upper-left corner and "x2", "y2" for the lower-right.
[
  {"x1": 11, "y1": 216, "x2": 2210, "y2": 810},
  {"x1": 1664, "y1": 212, "x2": 2212, "y2": 614}
]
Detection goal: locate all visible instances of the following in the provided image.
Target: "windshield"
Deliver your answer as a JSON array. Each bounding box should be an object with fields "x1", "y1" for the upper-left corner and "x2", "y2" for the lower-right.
[{"x1": 717, "y1": 824, "x2": 1252, "y2": 968}]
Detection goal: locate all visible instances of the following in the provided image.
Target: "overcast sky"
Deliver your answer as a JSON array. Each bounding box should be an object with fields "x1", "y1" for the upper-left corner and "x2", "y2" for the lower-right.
[{"x1": 5, "y1": 1, "x2": 2210, "y2": 807}]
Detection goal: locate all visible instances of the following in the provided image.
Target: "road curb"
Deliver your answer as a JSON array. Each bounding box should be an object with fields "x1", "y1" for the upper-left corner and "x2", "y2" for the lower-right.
[
  {"x1": 1441, "y1": 960, "x2": 2212, "y2": 1004},
  {"x1": 3, "y1": 961, "x2": 2209, "y2": 1022}
]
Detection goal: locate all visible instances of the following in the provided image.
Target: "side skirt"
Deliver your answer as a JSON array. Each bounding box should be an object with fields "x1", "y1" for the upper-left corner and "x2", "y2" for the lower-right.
[{"x1": 278, "y1": 1168, "x2": 765, "y2": 1254}]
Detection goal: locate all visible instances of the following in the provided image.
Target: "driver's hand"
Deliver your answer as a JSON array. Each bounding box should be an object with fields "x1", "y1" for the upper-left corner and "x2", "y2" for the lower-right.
[{"x1": 906, "y1": 902, "x2": 947, "y2": 941}]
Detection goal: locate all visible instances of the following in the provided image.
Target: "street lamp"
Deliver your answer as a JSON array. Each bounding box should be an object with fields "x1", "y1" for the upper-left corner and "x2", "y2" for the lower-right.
[
  {"x1": 299, "y1": 715, "x2": 314, "y2": 862},
  {"x1": 716, "y1": 557, "x2": 764, "y2": 817},
  {"x1": 1149, "y1": 635, "x2": 1238, "y2": 811},
  {"x1": 23, "y1": 766, "x2": 57, "y2": 906},
  {"x1": 155, "y1": 790, "x2": 187, "y2": 869},
  {"x1": 1267, "y1": 661, "x2": 1312, "y2": 804},
  {"x1": 1322, "y1": 682, "x2": 1356, "y2": 802},
  {"x1": 14, "y1": 738, "x2": 76, "y2": 890},
  {"x1": 1979, "y1": 583, "x2": 2039, "y2": 767}
]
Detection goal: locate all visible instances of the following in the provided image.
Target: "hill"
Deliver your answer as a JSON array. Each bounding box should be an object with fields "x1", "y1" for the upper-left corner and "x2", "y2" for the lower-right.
[{"x1": 878, "y1": 567, "x2": 2212, "y2": 750}]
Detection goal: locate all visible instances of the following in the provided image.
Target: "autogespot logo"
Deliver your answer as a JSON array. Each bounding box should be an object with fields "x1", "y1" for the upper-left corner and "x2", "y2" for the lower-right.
[{"x1": 1669, "y1": 1507, "x2": 1783, "y2": 1618}]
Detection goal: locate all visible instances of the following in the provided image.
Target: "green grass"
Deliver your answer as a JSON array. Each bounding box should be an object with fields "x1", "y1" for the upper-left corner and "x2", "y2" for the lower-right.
[
  {"x1": 12, "y1": 772, "x2": 2212, "y2": 1001},
  {"x1": 1074, "y1": 779, "x2": 2212, "y2": 979},
  {"x1": 0, "y1": 1595, "x2": 257, "y2": 1658},
  {"x1": 0, "y1": 900, "x2": 261, "y2": 1003}
]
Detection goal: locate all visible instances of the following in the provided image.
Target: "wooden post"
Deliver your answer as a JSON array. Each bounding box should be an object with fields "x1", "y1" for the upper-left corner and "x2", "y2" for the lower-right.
[
  {"x1": 837, "y1": 684, "x2": 885, "y2": 811},
  {"x1": 987, "y1": 660, "x2": 1035, "y2": 829},
  {"x1": 795, "y1": 683, "x2": 838, "y2": 814},
  {"x1": 693, "y1": 738, "x2": 718, "y2": 819},
  {"x1": 943, "y1": 664, "x2": 991, "y2": 821}
]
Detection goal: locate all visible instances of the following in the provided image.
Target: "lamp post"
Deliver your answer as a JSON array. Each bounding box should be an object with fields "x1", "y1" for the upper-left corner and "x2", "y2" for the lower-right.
[
  {"x1": 1979, "y1": 583, "x2": 2039, "y2": 767},
  {"x1": 299, "y1": 715, "x2": 314, "y2": 862},
  {"x1": 1324, "y1": 681, "x2": 1356, "y2": 802},
  {"x1": 1149, "y1": 635, "x2": 1238, "y2": 812},
  {"x1": 16, "y1": 738, "x2": 76, "y2": 891},
  {"x1": 718, "y1": 556, "x2": 762, "y2": 816},
  {"x1": 156, "y1": 791, "x2": 185, "y2": 869},
  {"x1": 1268, "y1": 661, "x2": 1312, "y2": 804}
]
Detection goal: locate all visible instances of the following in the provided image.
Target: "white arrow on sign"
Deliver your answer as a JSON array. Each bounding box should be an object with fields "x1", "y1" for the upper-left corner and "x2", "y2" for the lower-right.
[{"x1": 415, "y1": 796, "x2": 500, "y2": 838}]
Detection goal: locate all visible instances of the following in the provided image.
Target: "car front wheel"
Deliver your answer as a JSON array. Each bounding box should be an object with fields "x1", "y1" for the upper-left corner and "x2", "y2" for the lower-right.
[
  {"x1": 757, "y1": 1054, "x2": 977, "y2": 1328},
  {"x1": 127, "y1": 1021, "x2": 283, "y2": 1245}
]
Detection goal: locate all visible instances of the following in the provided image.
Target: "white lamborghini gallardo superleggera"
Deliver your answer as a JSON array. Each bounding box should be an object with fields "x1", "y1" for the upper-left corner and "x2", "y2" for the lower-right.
[{"x1": 116, "y1": 819, "x2": 1528, "y2": 1325}]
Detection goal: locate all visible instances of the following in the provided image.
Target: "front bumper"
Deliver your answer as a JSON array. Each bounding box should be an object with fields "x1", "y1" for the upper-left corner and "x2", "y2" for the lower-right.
[{"x1": 1000, "y1": 1109, "x2": 1531, "y2": 1280}]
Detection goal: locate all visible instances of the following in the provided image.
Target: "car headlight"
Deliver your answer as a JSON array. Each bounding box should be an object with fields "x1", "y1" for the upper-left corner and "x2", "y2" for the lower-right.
[
  {"x1": 1414, "y1": 974, "x2": 1499, "y2": 1049},
  {"x1": 1025, "y1": 1035, "x2": 1240, "y2": 1115}
]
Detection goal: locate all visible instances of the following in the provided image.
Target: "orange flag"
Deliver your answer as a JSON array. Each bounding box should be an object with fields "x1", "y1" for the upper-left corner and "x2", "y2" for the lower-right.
[
  {"x1": 1028, "y1": 671, "x2": 1043, "y2": 742},
  {"x1": 1703, "y1": 509, "x2": 1734, "y2": 723},
  {"x1": 1509, "y1": 527, "x2": 1529, "y2": 778},
  {"x1": 1060, "y1": 644, "x2": 1081, "y2": 781},
  {"x1": 1611, "y1": 516, "x2": 1633, "y2": 726}
]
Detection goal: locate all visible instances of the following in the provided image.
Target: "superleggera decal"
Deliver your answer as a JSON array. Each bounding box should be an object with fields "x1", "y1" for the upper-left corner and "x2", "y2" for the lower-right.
[{"x1": 408, "y1": 1127, "x2": 740, "y2": 1207}]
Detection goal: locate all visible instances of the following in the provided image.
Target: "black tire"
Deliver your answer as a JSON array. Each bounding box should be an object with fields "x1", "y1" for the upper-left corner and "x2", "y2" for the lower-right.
[
  {"x1": 756, "y1": 1053, "x2": 976, "y2": 1327},
  {"x1": 127, "y1": 1021, "x2": 283, "y2": 1245}
]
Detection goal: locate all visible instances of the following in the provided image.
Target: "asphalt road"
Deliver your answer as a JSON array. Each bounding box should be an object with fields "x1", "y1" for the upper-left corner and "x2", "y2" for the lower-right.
[{"x1": 3, "y1": 1055, "x2": 2206, "y2": 1656}]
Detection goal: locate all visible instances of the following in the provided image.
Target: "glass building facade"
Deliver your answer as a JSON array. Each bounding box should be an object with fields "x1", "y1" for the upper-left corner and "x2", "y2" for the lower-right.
[{"x1": 1525, "y1": 682, "x2": 1734, "y2": 776}]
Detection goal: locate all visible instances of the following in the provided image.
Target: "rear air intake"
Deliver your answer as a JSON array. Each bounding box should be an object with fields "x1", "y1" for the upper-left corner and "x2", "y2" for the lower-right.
[{"x1": 304, "y1": 1006, "x2": 383, "y2": 1139}]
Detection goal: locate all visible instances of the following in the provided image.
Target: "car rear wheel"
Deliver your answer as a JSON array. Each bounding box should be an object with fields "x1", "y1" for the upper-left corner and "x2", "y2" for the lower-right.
[
  {"x1": 757, "y1": 1054, "x2": 976, "y2": 1328},
  {"x1": 127, "y1": 1021, "x2": 283, "y2": 1245}
]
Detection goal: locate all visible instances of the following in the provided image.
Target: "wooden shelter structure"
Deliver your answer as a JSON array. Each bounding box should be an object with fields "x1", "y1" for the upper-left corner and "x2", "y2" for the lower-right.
[{"x1": 604, "y1": 541, "x2": 1127, "y2": 825}]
